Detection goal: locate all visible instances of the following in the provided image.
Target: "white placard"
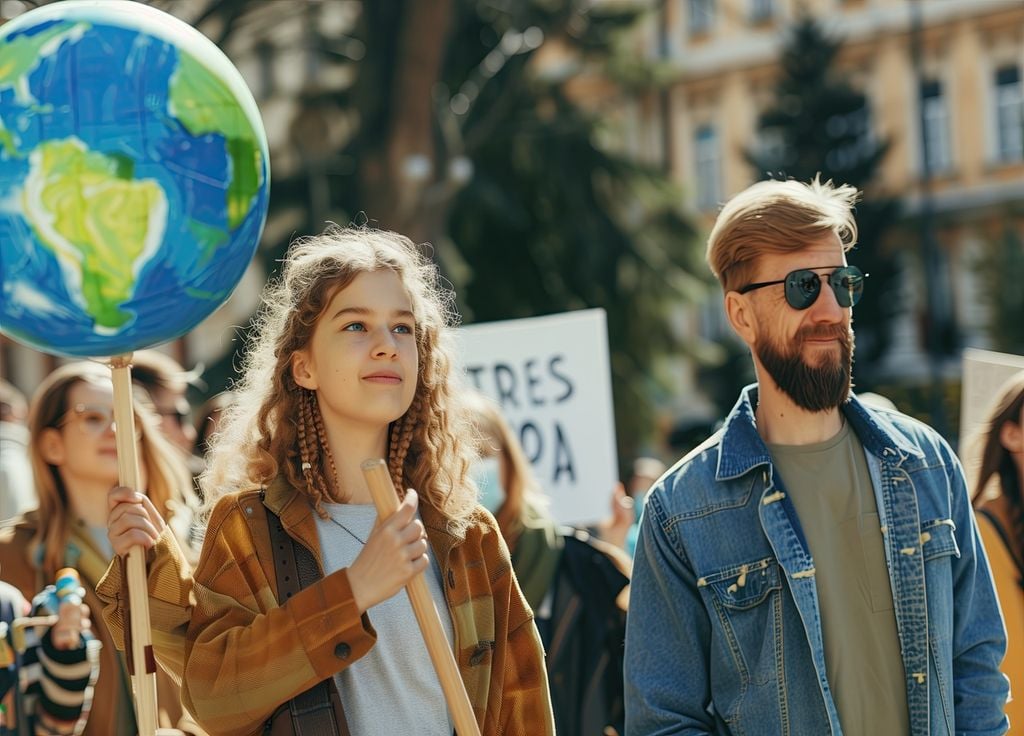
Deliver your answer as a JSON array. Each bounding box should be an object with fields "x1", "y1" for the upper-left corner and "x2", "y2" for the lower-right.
[
  {"x1": 959, "y1": 348, "x2": 1024, "y2": 458},
  {"x1": 457, "y1": 309, "x2": 618, "y2": 525}
]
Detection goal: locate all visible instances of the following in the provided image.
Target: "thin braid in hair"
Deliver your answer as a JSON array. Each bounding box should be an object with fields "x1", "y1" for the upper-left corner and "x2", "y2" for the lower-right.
[
  {"x1": 388, "y1": 419, "x2": 404, "y2": 497},
  {"x1": 312, "y1": 392, "x2": 341, "y2": 501},
  {"x1": 389, "y1": 395, "x2": 419, "y2": 498},
  {"x1": 296, "y1": 388, "x2": 317, "y2": 498},
  {"x1": 297, "y1": 389, "x2": 330, "y2": 516}
]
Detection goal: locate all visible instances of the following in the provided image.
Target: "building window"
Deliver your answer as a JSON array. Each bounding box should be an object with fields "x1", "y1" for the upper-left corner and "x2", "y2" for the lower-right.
[
  {"x1": 995, "y1": 65, "x2": 1023, "y2": 162},
  {"x1": 920, "y1": 79, "x2": 951, "y2": 174},
  {"x1": 750, "y1": 0, "x2": 773, "y2": 24},
  {"x1": 824, "y1": 102, "x2": 873, "y2": 173},
  {"x1": 689, "y1": 0, "x2": 715, "y2": 37},
  {"x1": 695, "y1": 124, "x2": 721, "y2": 210}
]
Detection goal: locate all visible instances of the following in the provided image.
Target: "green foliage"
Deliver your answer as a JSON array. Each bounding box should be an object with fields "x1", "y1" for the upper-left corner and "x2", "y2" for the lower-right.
[
  {"x1": 446, "y1": 1, "x2": 704, "y2": 463},
  {"x1": 972, "y1": 218, "x2": 1024, "y2": 355},
  {"x1": 746, "y1": 16, "x2": 902, "y2": 382}
]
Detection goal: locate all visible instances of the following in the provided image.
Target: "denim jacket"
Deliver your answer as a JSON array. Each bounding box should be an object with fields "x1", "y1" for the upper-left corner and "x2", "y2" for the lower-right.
[{"x1": 625, "y1": 386, "x2": 1009, "y2": 735}]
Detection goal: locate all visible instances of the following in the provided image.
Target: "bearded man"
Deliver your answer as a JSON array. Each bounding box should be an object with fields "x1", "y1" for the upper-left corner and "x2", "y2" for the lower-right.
[{"x1": 624, "y1": 177, "x2": 1009, "y2": 736}]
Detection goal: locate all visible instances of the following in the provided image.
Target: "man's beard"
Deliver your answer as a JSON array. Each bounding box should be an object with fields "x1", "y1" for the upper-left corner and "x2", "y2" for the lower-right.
[{"x1": 755, "y1": 324, "x2": 854, "y2": 412}]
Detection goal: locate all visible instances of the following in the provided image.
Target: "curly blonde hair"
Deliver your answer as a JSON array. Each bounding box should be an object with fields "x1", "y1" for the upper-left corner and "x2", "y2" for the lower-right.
[{"x1": 201, "y1": 225, "x2": 479, "y2": 531}]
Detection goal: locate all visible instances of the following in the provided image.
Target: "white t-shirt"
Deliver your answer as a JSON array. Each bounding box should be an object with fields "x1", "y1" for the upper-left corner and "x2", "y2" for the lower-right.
[{"x1": 314, "y1": 502, "x2": 455, "y2": 735}]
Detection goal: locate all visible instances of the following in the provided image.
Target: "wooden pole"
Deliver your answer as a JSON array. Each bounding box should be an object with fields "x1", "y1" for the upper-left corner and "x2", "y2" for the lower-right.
[
  {"x1": 360, "y1": 459, "x2": 481, "y2": 736},
  {"x1": 109, "y1": 355, "x2": 159, "y2": 736}
]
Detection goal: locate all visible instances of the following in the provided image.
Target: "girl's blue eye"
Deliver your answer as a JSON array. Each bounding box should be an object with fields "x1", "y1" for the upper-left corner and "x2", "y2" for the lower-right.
[
  {"x1": 393, "y1": 324, "x2": 413, "y2": 334},
  {"x1": 343, "y1": 323, "x2": 366, "y2": 332}
]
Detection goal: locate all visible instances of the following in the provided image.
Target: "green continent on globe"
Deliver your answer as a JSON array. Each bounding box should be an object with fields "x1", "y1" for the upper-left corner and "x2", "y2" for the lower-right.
[
  {"x1": 22, "y1": 138, "x2": 168, "y2": 331},
  {"x1": 169, "y1": 51, "x2": 262, "y2": 230},
  {"x1": 0, "y1": 123, "x2": 16, "y2": 159},
  {"x1": 0, "y1": 22, "x2": 88, "y2": 105}
]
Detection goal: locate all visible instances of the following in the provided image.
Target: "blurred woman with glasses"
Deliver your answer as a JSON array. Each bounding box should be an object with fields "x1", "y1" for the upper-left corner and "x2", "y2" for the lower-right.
[
  {"x1": 972, "y1": 370, "x2": 1024, "y2": 731},
  {"x1": 0, "y1": 361, "x2": 202, "y2": 736}
]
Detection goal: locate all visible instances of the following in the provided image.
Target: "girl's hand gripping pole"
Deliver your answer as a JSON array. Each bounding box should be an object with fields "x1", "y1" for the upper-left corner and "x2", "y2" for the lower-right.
[{"x1": 361, "y1": 459, "x2": 481, "y2": 736}]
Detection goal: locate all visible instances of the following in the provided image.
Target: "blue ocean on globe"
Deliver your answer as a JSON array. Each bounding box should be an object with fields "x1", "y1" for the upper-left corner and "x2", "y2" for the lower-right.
[{"x1": 0, "y1": 1, "x2": 269, "y2": 357}]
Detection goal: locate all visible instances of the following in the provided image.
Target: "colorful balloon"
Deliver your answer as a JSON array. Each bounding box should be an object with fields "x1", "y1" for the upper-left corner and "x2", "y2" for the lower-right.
[{"x1": 0, "y1": 0, "x2": 269, "y2": 357}]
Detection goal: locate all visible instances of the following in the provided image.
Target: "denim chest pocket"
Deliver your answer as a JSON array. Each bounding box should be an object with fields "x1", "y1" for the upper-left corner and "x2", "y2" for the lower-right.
[
  {"x1": 699, "y1": 557, "x2": 785, "y2": 690},
  {"x1": 700, "y1": 557, "x2": 782, "y2": 609},
  {"x1": 921, "y1": 519, "x2": 959, "y2": 561}
]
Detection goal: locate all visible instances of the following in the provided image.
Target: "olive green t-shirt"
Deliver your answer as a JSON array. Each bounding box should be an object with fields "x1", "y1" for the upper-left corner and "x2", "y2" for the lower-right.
[{"x1": 769, "y1": 420, "x2": 910, "y2": 736}]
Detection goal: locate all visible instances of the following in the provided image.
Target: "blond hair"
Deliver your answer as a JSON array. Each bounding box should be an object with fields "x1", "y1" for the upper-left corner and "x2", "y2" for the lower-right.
[
  {"x1": 27, "y1": 361, "x2": 194, "y2": 579},
  {"x1": 202, "y1": 224, "x2": 478, "y2": 532},
  {"x1": 706, "y1": 176, "x2": 860, "y2": 292}
]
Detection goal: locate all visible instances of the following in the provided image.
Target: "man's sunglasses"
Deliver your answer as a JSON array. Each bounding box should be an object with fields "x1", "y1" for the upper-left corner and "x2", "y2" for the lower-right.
[{"x1": 738, "y1": 265, "x2": 866, "y2": 310}]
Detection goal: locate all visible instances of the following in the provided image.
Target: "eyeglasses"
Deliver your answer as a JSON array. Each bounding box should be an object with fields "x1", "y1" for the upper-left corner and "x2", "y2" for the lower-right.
[
  {"x1": 155, "y1": 407, "x2": 190, "y2": 427},
  {"x1": 58, "y1": 404, "x2": 141, "y2": 439},
  {"x1": 738, "y1": 265, "x2": 866, "y2": 310}
]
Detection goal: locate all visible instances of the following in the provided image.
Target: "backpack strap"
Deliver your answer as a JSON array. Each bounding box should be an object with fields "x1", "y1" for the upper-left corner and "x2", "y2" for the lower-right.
[{"x1": 257, "y1": 493, "x2": 351, "y2": 736}]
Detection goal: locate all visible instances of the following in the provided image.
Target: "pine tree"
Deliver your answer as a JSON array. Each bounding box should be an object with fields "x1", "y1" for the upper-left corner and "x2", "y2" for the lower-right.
[
  {"x1": 974, "y1": 214, "x2": 1024, "y2": 354},
  {"x1": 746, "y1": 16, "x2": 901, "y2": 381}
]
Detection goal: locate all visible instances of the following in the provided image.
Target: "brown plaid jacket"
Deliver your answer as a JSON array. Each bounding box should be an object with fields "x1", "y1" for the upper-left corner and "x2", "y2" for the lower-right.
[{"x1": 98, "y1": 474, "x2": 555, "y2": 736}]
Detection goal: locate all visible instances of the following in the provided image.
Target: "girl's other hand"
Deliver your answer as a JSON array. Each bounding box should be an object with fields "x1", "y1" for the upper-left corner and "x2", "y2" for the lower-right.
[
  {"x1": 107, "y1": 485, "x2": 167, "y2": 556},
  {"x1": 348, "y1": 489, "x2": 429, "y2": 613}
]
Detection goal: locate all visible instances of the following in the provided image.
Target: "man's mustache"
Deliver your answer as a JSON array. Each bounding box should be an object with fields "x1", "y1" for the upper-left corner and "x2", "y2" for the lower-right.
[{"x1": 795, "y1": 325, "x2": 852, "y2": 344}]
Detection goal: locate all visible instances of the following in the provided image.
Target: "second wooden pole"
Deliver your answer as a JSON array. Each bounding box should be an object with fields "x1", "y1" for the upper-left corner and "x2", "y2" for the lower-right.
[{"x1": 360, "y1": 459, "x2": 480, "y2": 736}]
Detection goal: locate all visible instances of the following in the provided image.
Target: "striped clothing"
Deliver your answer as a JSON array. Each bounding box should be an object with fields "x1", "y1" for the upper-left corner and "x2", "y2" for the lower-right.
[
  {"x1": 0, "y1": 513, "x2": 203, "y2": 736},
  {"x1": 0, "y1": 580, "x2": 100, "y2": 736},
  {"x1": 98, "y1": 474, "x2": 555, "y2": 736}
]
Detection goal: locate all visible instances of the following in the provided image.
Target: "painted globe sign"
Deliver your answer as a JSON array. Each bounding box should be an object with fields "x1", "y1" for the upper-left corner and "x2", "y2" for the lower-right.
[{"x1": 0, "y1": 1, "x2": 269, "y2": 357}]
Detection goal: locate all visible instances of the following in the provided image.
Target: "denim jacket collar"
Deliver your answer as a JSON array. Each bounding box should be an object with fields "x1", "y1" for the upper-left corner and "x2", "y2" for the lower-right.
[{"x1": 716, "y1": 384, "x2": 924, "y2": 482}]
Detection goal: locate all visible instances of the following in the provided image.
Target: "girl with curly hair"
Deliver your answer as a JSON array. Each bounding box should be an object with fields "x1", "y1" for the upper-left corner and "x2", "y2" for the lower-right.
[{"x1": 100, "y1": 225, "x2": 553, "y2": 736}]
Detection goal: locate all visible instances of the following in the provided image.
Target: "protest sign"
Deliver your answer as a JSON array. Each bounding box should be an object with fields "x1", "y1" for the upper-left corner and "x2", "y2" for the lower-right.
[
  {"x1": 959, "y1": 347, "x2": 1024, "y2": 456},
  {"x1": 458, "y1": 309, "x2": 618, "y2": 524}
]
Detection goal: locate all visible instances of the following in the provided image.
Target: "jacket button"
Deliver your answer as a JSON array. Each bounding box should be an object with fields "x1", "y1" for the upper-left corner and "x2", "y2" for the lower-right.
[
  {"x1": 334, "y1": 642, "x2": 351, "y2": 660},
  {"x1": 447, "y1": 569, "x2": 455, "y2": 588}
]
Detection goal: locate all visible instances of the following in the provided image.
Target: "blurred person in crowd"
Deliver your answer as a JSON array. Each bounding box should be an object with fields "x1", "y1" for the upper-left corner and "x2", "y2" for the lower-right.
[
  {"x1": 0, "y1": 380, "x2": 35, "y2": 522},
  {"x1": 972, "y1": 370, "x2": 1024, "y2": 731},
  {"x1": 594, "y1": 456, "x2": 666, "y2": 557},
  {"x1": 467, "y1": 391, "x2": 630, "y2": 736},
  {"x1": 99, "y1": 226, "x2": 554, "y2": 735},
  {"x1": 0, "y1": 574, "x2": 99, "y2": 735},
  {"x1": 189, "y1": 391, "x2": 237, "y2": 505},
  {"x1": 129, "y1": 349, "x2": 200, "y2": 458},
  {"x1": 625, "y1": 177, "x2": 1009, "y2": 735},
  {"x1": 0, "y1": 361, "x2": 202, "y2": 736}
]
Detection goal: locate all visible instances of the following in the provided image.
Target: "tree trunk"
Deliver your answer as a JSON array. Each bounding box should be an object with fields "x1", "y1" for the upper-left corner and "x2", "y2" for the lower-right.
[{"x1": 360, "y1": 0, "x2": 453, "y2": 244}]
